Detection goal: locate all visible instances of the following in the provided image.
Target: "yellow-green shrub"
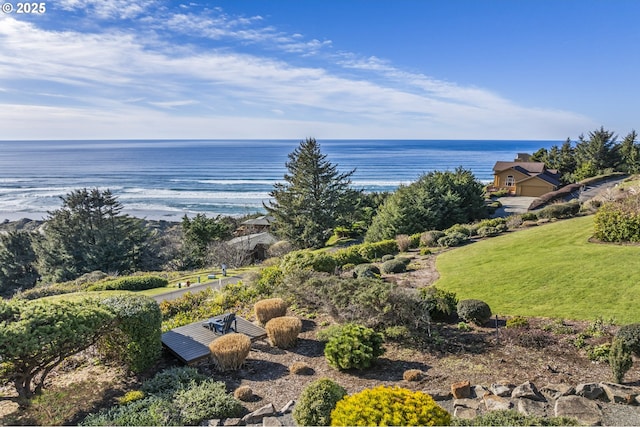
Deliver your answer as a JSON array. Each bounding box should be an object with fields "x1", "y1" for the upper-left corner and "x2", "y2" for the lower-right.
[
  {"x1": 254, "y1": 298, "x2": 288, "y2": 325},
  {"x1": 265, "y1": 316, "x2": 302, "y2": 349},
  {"x1": 330, "y1": 386, "x2": 450, "y2": 426},
  {"x1": 208, "y1": 333, "x2": 251, "y2": 371},
  {"x1": 117, "y1": 390, "x2": 145, "y2": 405}
]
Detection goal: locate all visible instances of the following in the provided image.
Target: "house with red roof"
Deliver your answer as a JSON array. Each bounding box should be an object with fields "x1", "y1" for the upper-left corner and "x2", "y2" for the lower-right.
[{"x1": 492, "y1": 153, "x2": 562, "y2": 197}]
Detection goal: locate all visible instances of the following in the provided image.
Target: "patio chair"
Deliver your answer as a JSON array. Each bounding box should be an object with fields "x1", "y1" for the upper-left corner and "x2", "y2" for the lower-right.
[{"x1": 205, "y1": 313, "x2": 237, "y2": 335}]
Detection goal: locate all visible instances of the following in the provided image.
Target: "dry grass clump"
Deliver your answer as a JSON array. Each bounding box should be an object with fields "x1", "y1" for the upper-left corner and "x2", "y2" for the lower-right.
[
  {"x1": 289, "y1": 361, "x2": 314, "y2": 375},
  {"x1": 208, "y1": 333, "x2": 251, "y2": 371},
  {"x1": 403, "y1": 369, "x2": 425, "y2": 382},
  {"x1": 265, "y1": 316, "x2": 302, "y2": 349},
  {"x1": 233, "y1": 385, "x2": 254, "y2": 401},
  {"x1": 254, "y1": 298, "x2": 288, "y2": 325}
]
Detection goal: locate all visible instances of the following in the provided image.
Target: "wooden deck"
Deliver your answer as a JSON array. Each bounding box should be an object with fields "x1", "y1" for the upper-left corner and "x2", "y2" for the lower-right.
[{"x1": 161, "y1": 313, "x2": 267, "y2": 364}]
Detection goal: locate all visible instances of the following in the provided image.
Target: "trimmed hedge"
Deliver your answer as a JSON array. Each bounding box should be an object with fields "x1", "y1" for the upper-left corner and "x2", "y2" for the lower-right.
[
  {"x1": 88, "y1": 275, "x2": 168, "y2": 292},
  {"x1": 99, "y1": 295, "x2": 162, "y2": 373},
  {"x1": 457, "y1": 299, "x2": 492, "y2": 326},
  {"x1": 380, "y1": 259, "x2": 407, "y2": 274},
  {"x1": 352, "y1": 263, "x2": 380, "y2": 278}
]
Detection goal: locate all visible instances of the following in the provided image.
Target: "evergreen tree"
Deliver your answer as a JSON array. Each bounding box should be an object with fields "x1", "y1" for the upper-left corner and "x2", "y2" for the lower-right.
[
  {"x1": 266, "y1": 138, "x2": 355, "y2": 248},
  {"x1": 619, "y1": 130, "x2": 640, "y2": 174},
  {"x1": 575, "y1": 127, "x2": 621, "y2": 176},
  {"x1": 38, "y1": 188, "x2": 153, "y2": 282},
  {"x1": 0, "y1": 231, "x2": 39, "y2": 296},
  {"x1": 365, "y1": 168, "x2": 486, "y2": 242},
  {"x1": 180, "y1": 213, "x2": 231, "y2": 269}
]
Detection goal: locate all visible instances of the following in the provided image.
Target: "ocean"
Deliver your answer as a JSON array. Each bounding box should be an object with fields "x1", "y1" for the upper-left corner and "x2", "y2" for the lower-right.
[{"x1": 0, "y1": 139, "x2": 554, "y2": 222}]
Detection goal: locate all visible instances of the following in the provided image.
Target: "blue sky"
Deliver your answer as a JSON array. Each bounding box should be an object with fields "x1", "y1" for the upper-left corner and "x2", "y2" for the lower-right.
[{"x1": 1, "y1": 0, "x2": 638, "y2": 140}]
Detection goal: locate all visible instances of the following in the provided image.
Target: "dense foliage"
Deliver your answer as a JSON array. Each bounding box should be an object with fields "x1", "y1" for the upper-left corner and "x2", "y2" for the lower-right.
[
  {"x1": 330, "y1": 386, "x2": 451, "y2": 426},
  {"x1": 98, "y1": 295, "x2": 162, "y2": 373},
  {"x1": 420, "y1": 286, "x2": 458, "y2": 322},
  {"x1": 266, "y1": 138, "x2": 358, "y2": 248},
  {"x1": 293, "y1": 378, "x2": 347, "y2": 426},
  {"x1": 0, "y1": 298, "x2": 115, "y2": 402},
  {"x1": 324, "y1": 323, "x2": 385, "y2": 370},
  {"x1": 36, "y1": 188, "x2": 158, "y2": 282},
  {"x1": 593, "y1": 193, "x2": 640, "y2": 242},
  {"x1": 83, "y1": 366, "x2": 242, "y2": 426},
  {"x1": 87, "y1": 275, "x2": 168, "y2": 291},
  {"x1": 0, "y1": 231, "x2": 39, "y2": 296},
  {"x1": 180, "y1": 213, "x2": 232, "y2": 269},
  {"x1": 457, "y1": 299, "x2": 492, "y2": 325},
  {"x1": 365, "y1": 168, "x2": 486, "y2": 242},
  {"x1": 452, "y1": 409, "x2": 577, "y2": 426},
  {"x1": 615, "y1": 323, "x2": 640, "y2": 356}
]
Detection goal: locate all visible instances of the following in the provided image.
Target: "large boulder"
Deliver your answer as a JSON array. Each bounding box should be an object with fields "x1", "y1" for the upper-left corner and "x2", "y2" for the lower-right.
[
  {"x1": 511, "y1": 381, "x2": 543, "y2": 401},
  {"x1": 554, "y1": 395, "x2": 603, "y2": 426},
  {"x1": 599, "y1": 382, "x2": 638, "y2": 404}
]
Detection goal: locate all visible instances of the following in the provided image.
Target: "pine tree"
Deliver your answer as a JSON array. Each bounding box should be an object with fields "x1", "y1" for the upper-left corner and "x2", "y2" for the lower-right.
[
  {"x1": 266, "y1": 138, "x2": 355, "y2": 248},
  {"x1": 0, "y1": 231, "x2": 39, "y2": 295}
]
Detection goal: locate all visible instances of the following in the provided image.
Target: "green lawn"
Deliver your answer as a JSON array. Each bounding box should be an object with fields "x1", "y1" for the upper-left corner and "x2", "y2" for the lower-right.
[{"x1": 435, "y1": 215, "x2": 640, "y2": 324}]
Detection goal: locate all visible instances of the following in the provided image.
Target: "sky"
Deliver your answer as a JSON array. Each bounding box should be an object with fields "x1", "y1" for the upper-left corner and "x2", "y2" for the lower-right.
[{"x1": 1, "y1": 0, "x2": 639, "y2": 140}]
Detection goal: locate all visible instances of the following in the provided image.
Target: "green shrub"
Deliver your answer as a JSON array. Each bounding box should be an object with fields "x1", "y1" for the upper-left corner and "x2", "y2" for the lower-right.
[
  {"x1": 445, "y1": 224, "x2": 472, "y2": 237},
  {"x1": 117, "y1": 390, "x2": 145, "y2": 405},
  {"x1": 505, "y1": 316, "x2": 529, "y2": 329},
  {"x1": 254, "y1": 264, "x2": 284, "y2": 295},
  {"x1": 396, "y1": 256, "x2": 411, "y2": 265},
  {"x1": 616, "y1": 323, "x2": 640, "y2": 356},
  {"x1": 141, "y1": 366, "x2": 207, "y2": 396},
  {"x1": 420, "y1": 286, "x2": 458, "y2": 322},
  {"x1": 324, "y1": 323, "x2": 385, "y2": 370},
  {"x1": 383, "y1": 325, "x2": 412, "y2": 341},
  {"x1": 358, "y1": 239, "x2": 398, "y2": 260},
  {"x1": 380, "y1": 259, "x2": 407, "y2": 274},
  {"x1": 81, "y1": 395, "x2": 176, "y2": 426},
  {"x1": 281, "y1": 251, "x2": 337, "y2": 274},
  {"x1": 409, "y1": 233, "x2": 422, "y2": 249},
  {"x1": 293, "y1": 378, "x2": 347, "y2": 426},
  {"x1": 457, "y1": 299, "x2": 492, "y2": 325},
  {"x1": 330, "y1": 386, "x2": 450, "y2": 426},
  {"x1": 174, "y1": 380, "x2": 243, "y2": 425},
  {"x1": 88, "y1": 275, "x2": 168, "y2": 292},
  {"x1": 331, "y1": 246, "x2": 367, "y2": 267},
  {"x1": 352, "y1": 263, "x2": 380, "y2": 278},
  {"x1": 420, "y1": 247, "x2": 432, "y2": 255},
  {"x1": 452, "y1": 409, "x2": 577, "y2": 426},
  {"x1": 381, "y1": 254, "x2": 395, "y2": 262},
  {"x1": 609, "y1": 338, "x2": 633, "y2": 384},
  {"x1": 594, "y1": 194, "x2": 640, "y2": 242},
  {"x1": 476, "y1": 226, "x2": 500, "y2": 237},
  {"x1": 520, "y1": 212, "x2": 538, "y2": 221},
  {"x1": 587, "y1": 343, "x2": 611, "y2": 362},
  {"x1": 437, "y1": 232, "x2": 468, "y2": 247},
  {"x1": 99, "y1": 295, "x2": 162, "y2": 373},
  {"x1": 420, "y1": 230, "x2": 445, "y2": 247},
  {"x1": 537, "y1": 200, "x2": 581, "y2": 220}
]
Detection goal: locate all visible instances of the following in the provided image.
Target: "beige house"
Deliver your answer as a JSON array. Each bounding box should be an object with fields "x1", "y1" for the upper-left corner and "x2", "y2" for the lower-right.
[{"x1": 492, "y1": 154, "x2": 561, "y2": 197}]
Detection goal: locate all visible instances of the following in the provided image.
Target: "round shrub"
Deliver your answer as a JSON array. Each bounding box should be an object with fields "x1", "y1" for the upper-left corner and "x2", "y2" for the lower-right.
[
  {"x1": 352, "y1": 263, "x2": 380, "y2": 278},
  {"x1": 233, "y1": 385, "x2": 254, "y2": 401},
  {"x1": 520, "y1": 212, "x2": 538, "y2": 221},
  {"x1": 381, "y1": 254, "x2": 395, "y2": 262},
  {"x1": 324, "y1": 323, "x2": 385, "y2": 370},
  {"x1": 289, "y1": 361, "x2": 314, "y2": 375},
  {"x1": 265, "y1": 316, "x2": 302, "y2": 349},
  {"x1": 445, "y1": 224, "x2": 472, "y2": 237},
  {"x1": 437, "y1": 232, "x2": 468, "y2": 247},
  {"x1": 403, "y1": 369, "x2": 424, "y2": 382},
  {"x1": 254, "y1": 297, "x2": 288, "y2": 325},
  {"x1": 595, "y1": 194, "x2": 640, "y2": 242},
  {"x1": 293, "y1": 378, "x2": 347, "y2": 426},
  {"x1": 330, "y1": 386, "x2": 450, "y2": 426},
  {"x1": 173, "y1": 380, "x2": 243, "y2": 425},
  {"x1": 208, "y1": 333, "x2": 251, "y2": 371},
  {"x1": 381, "y1": 259, "x2": 407, "y2": 274},
  {"x1": 420, "y1": 286, "x2": 458, "y2": 322},
  {"x1": 616, "y1": 323, "x2": 640, "y2": 356},
  {"x1": 457, "y1": 299, "x2": 492, "y2": 326},
  {"x1": 476, "y1": 226, "x2": 500, "y2": 238}
]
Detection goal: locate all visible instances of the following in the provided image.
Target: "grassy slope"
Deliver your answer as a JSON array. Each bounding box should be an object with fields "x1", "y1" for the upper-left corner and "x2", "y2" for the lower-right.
[{"x1": 435, "y1": 215, "x2": 640, "y2": 323}]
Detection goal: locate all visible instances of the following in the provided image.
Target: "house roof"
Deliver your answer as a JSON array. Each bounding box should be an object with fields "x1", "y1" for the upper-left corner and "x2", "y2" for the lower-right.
[
  {"x1": 493, "y1": 161, "x2": 561, "y2": 188},
  {"x1": 241, "y1": 215, "x2": 274, "y2": 226},
  {"x1": 227, "y1": 232, "x2": 278, "y2": 251}
]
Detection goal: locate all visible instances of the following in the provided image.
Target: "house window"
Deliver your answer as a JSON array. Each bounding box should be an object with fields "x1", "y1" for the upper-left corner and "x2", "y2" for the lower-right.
[{"x1": 505, "y1": 175, "x2": 515, "y2": 187}]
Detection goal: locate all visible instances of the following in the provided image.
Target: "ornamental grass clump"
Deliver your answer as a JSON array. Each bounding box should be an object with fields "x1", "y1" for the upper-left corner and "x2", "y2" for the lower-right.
[
  {"x1": 254, "y1": 298, "x2": 288, "y2": 325},
  {"x1": 330, "y1": 385, "x2": 450, "y2": 426},
  {"x1": 265, "y1": 316, "x2": 302, "y2": 349},
  {"x1": 324, "y1": 323, "x2": 385, "y2": 370},
  {"x1": 208, "y1": 333, "x2": 251, "y2": 371},
  {"x1": 293, "y1": 378, "x2": 347, "y2": 426}
]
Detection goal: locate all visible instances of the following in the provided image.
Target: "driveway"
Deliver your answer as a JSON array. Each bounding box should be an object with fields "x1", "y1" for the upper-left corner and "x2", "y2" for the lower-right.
[
  {"x1": 492, "y1": 197, "x2": 537, "y2": 217},
  {"x1": 152, "y1": 275, "x2": 242, "y2": 303}
]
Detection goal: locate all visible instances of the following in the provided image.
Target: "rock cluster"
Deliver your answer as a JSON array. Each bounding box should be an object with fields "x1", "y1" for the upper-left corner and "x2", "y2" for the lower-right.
[
  {"x1": 435, "y1": 380, "x2": 640, "y2": 425},
  {"x1": 202, "y1": 401, "x2": 295, "y2": 427}
]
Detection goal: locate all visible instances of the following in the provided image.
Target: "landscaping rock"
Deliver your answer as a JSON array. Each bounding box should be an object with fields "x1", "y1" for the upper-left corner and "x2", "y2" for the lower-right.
[
  {"x1": 471, "y1": 385, "x2": 489, "y2": 398},
  {"x1": 517, "y1": 398, "x2": 548, "y2": 418},
  {"x1": 554, "y1": 395, "x2": 603, "y2": 426},
  {"x1": 223, "y1": 418, "x2": 245, "y2": 426},
  {"x1": 242, "y1": 403, "x2": 276, "y2": 424},
  {"x1": 453, "y1": 406, "x2": 477, "y2": 420},
  {"x1": 576, "y1": 383, "x2": 605, "y2": 400},
  {"x1": 540, "y1": 383, "x2": 575, "y2": 401},
  {"x1": 483, "y1": 394, "x2": 513, "y2": 411},
  {"x1": 262, "y1": 417, "x2": 282, "y2": 427},
  {"x1": 451, "y1": 380, "x2": 471, "y2": 399},
  {"x1": 511, "y1": 380, "x2": 543, "y2": 401},
  {"x1": 490, "y1": 382, "x2": 513, "y2": 397},
  {"x1": 279, "y1": 400, "x2": 295, "y2": 414},
  {"x1": 203, "y1": 420, "x2": 222, "y2": 426},
  {"x1": 425, "y1": 389, "x2": 452, "y2": 401},
  {"x1": 453, "y1": 398, "x2": 482, "y2": 410},
  {"x1": 599, "y1": 382, "x2": 638, "y2": 404}
]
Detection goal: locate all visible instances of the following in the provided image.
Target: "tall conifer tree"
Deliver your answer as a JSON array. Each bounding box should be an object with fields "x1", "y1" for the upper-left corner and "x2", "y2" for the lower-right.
[{"x1": 266, "y1": 138, "x2": 355, "y2": 248}]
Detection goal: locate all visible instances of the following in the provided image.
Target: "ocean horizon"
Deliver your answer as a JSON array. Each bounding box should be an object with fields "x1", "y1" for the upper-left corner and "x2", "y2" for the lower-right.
[{"x1": 0, "y1": 139, "x2": 555, "y2": 222}]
